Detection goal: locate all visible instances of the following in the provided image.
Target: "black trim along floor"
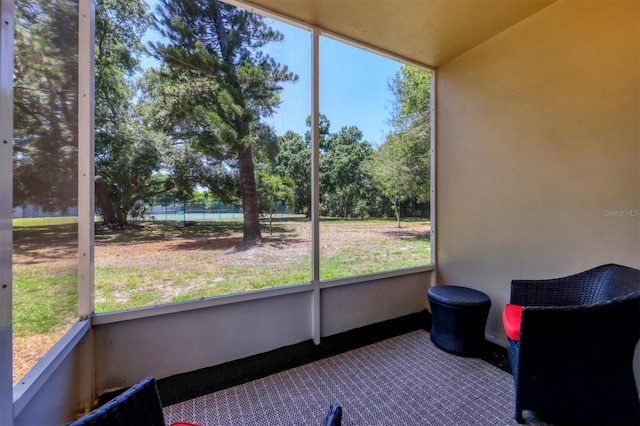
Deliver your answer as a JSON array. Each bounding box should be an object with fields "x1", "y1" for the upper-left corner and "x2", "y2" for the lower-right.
[{"x1": 153, "y1": 310, "x2": 510, "y2": 407}]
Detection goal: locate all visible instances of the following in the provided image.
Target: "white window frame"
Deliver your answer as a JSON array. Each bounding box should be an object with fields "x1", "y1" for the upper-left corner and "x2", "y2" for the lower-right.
[
  {"x1": 0, "y1": 0, "x2": 15, "y2": 424},
  {"x1": 9, "y1": 0, "x2": 94, "y2": 418}
]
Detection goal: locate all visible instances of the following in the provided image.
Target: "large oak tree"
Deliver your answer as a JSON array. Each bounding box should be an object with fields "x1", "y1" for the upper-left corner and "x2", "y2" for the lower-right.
[{"x1": 95, "y1": 0, "x2": 174, "y2": 226}]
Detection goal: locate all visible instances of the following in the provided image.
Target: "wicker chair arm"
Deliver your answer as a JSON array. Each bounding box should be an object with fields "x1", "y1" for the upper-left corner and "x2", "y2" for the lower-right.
[
  {"x1": 67, "y1": 377, "x2": 166, "y2": 426},
  {"x1": 518, "y1": 292, "x2": 640, "y2": 347},
  {"x1": 511, "y1": 275, "x2": 597, "y2": 306},
  {"x1": 511, "y1": 264, "x2": 640, "y2": 306}
]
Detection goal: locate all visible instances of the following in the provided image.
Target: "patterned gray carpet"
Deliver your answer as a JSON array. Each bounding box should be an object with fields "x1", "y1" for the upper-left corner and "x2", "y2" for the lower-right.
[{"x1": 163, "y1": 330, "x2": 551, "y2": 425}]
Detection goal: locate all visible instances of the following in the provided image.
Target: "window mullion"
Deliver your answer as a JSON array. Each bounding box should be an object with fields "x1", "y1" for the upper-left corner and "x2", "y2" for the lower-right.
[
  {"x1": 0, "y1": 0, "x2": 14, "y2": 424},
  {"x1": 310, "y1": 27, "x2": 321, "y2": 345},
  {"x1": 77, "y1": 0, "x2": 95, "y2": 319}
]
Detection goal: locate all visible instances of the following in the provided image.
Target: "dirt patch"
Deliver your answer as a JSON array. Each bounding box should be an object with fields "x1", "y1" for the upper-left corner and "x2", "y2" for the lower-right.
[{"x1": 13, "y1": 321, "x2": 76, "y2": 384}]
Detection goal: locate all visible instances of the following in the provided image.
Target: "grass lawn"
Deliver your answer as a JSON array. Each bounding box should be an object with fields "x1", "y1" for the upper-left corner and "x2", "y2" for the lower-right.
[{"x1": 11, "y1": 215, "x2": 430, "y2": 382}]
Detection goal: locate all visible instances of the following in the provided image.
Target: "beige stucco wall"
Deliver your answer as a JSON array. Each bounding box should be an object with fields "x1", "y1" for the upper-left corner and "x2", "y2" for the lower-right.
[{"x1": 436, "y1": 0, "x2": 639, "y2": 343}]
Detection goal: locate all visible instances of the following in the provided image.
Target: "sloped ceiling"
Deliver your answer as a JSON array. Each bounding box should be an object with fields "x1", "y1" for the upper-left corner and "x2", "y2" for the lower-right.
[{"x1": 235, "y1": 0, "x2": 556, "y2": 68}]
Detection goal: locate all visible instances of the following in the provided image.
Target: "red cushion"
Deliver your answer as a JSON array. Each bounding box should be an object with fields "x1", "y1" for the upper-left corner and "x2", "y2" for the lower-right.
[{"x1": 503, "y1": 303, "x2": 523, "y2": 341}]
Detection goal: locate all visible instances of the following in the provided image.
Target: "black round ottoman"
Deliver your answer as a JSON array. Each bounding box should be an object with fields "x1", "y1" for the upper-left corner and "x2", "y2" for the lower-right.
[{"x1": 427, "y1": 285, "x2": 491, "y2": 356}]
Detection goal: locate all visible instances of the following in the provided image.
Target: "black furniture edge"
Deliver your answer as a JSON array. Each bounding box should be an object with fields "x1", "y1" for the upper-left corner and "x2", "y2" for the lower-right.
[
  {"x1": 322, "y1": 404, "x2": 343, "y2": 426},
  {"x1": 69, "y1": 377, "x2": 165, "y2": 426}
]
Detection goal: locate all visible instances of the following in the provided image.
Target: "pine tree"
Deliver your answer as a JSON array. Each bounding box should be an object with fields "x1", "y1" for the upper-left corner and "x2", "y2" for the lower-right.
[{"x1": 149, "y1": 0, "x2": 297, "y2": 245}]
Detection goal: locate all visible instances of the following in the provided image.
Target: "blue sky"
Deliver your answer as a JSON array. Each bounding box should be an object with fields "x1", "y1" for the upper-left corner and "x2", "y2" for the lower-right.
[
  {"x1": 143, "y1": 2, "x2": 401, "y2": 147},
  {"x1": 264, "y1": 21, "x2": 401, "y2": 147}
]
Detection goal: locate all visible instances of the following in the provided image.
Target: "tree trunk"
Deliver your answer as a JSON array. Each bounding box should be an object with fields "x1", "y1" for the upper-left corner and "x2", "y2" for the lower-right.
[
  {"x1": 269, "y1": 205, "x2": 273, "y2": 235},
  {"x1": 238, "y1": 145, "x2": 262, "y2": 245},
  {"x1": 391, "y1": 196, "x2": 401, "y2": 228},
  {"x1": 95, "y1": 179, "x2": 117, "y2": 225},
  {"x1": 209, "y1": 0, "x2": 260, "y2": 246},
  {"x1": 116, "y1": 211, "x2": 129, "y2": 226}
]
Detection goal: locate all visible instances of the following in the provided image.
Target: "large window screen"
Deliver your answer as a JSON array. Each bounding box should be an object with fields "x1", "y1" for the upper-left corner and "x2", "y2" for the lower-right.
[
  {"x1": 318, "y1": 37, "x2": 432, "y2": 280},
  {"x1": 12, "y1": 0, "x2": 79, "y2": 384},
  {"x1": 93, "y1": 2, "x2": 311, "y2": 312},
  {"x1": 92, "y1": 1, "x2": 431, "y2": 313},
  {"x1": 7, "y1": 0, "x2": 433, "y2": 395}
]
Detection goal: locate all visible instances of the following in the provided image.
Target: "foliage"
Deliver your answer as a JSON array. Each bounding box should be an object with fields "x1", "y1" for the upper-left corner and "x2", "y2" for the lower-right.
[
  {"x1": 129, "y1": 200, "x2": 149, "y2": 223},
  {"x1": 389, "y1": 65, "x2": 432, "y2": 132},
  {"x1": 12, "y1": 0, "x2": 430, "y2": 227},
  {"x1": 94, "y1": 0, "x2": 174, "y2": 225},
  {"x1": 369, "y1": 132, "x2": 428, "y2": 226},
  {"x1": 272, "y1": 130, "x2": 311, "y2": 215},
  {"x1": 10, "y1": 1, "x2": 439, "y2": 386},
  {"x1": 191, "y1": 190, "x2": 216, "y2": 210},
  {"x1": 257, "y1": 172, "x2": 294, "y2": 234},
  {"x1": 272, "y1": 115, "x2": 388, "y2": 219},
  {"x1": 95, "y1": 121, "x2": 174, "y2": 225},
  {"x1": 368, "y1": 65, "x2": 432, "y2": 224},
  {"x1": 319, "y1": 125, "x2": 376, "y2": 218},
  {"x1": 95, "y1": 0, "x2": 149, "y2": 125},
  {"x1": 146, "y1": 0, "x2": 297, "y2": 245},
  {"x1": 13, "y1": 0, "x2": 79, "y2": 213},
  {"x1": 389, "y1": 65, "x2": 432, "y2": 202}
]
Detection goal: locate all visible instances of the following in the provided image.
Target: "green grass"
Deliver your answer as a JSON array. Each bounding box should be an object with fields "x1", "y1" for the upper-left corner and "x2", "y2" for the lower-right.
[
  {"x1": 94, "y1": 258, "x2": 313, "y2": 312},
  {"x1": 168, "y1": 262, "x2": 312, "y2": 304},
  {"x1": 12, "y1": 268, "x2": 77, "y2": 336},
  {"x1": 13, "y1": 218, "x2": 79, "y2": 336},
  {"x1": 13, "y1": 217, "x2": 78, "y2": 227},
  {"x1": 14, "y1": 217, "x2": 431, "y2": 322},
  {"x1": 320, "y1": 238, "x2": 430, "y2": 280},
  {"x1": 12, "y1": 216, "x2": 431, "y2": 381}
]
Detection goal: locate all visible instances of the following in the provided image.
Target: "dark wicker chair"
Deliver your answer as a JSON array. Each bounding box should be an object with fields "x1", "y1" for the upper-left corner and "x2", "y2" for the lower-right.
[
  {"x1": 69, "y1": 377, "x2": 342, "y2": 425},
  {"x1": 322, "y1": 404, "x2": 342, "y2": 426},
  {"x1": 67, "y1": 377, "x2": 167, "y2": 426},
  {"x1": 506, "y1": 263, "x2": 640, "y2": 425}
]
